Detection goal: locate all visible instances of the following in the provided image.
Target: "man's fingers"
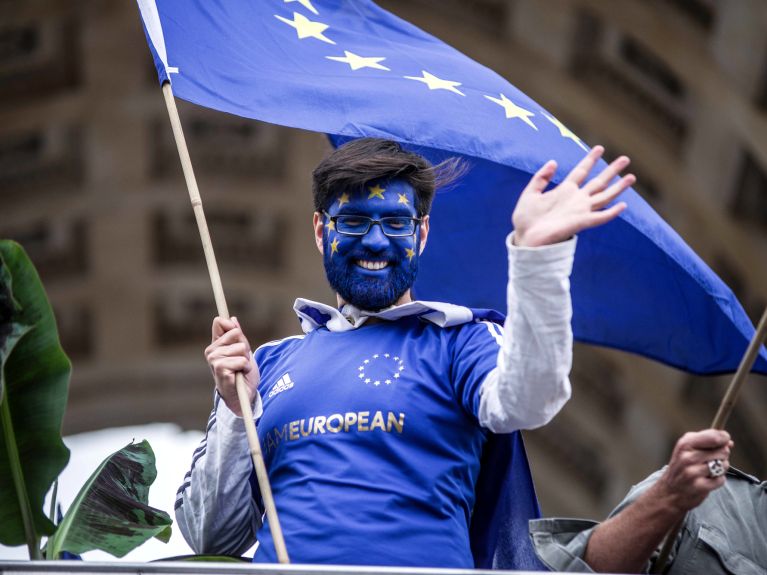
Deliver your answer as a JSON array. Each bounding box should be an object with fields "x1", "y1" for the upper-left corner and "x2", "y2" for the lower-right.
[
  {"x1": 584, "y1": 156, "x2": 631, "y2": 195},
  {"x1": 211, "y1": 316, "x2": 238, "y2": 341},
  {"x1": 563, "y1": 145, "x2": 604, "y2": 186},
  {"x1": 583, "y1": 202, "x2": 627, "y2": 229},
  {"x1": 662, "y1": 431, "x2": 733, "y2": 512},
  {"x1": 698, "y1": 465, "x2": 728, "y2": 489},
  {"x1": 670, "y1": 429, "x2": 732, "y2": 472},
  {"x1": 683, "y1": 450, "x2": 731, "y2": 475},
  {"x1": 704, "y1": 444, "x2": 732, "y2": 462},
  {"x1": 208, "y1": 342, "x2": 251, "y2": 362},
  {"x1": 525, "y1": 160, "x2": 558, "y2": 194},
  {"x1": 212, "y1": 356, "x2": 252, "y2": 378},
  {"x1": 211, "y1": 326, "x2": 250, "y2": 349},
  {"x1": 590, "y1": 174, "x2": 635, "y2": 209},
  {"x1": 681, "y1": 429, "x2": 731, "y2": 451}
]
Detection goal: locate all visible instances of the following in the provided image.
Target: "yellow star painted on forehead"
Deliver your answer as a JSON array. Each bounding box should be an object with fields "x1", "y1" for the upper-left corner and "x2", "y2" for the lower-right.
[
  {"x1": 274, "y1": 12, "x2": 336, "y2": 45},
  {"x1": 397, "y1": 193, "x2": 410, "y2": 206},
  {"x1": 330, "y1": 237, "x2": 339, "y2": 255},
  {"x1": 368, "y1": 184, "x2": 386, "y2": 200},
  {"x1": 337, "y1": 192, "x2": 350, "y2": 207},
  {"x1": 544, "y1": 113, "x2": 587, "y2": 150},
  {"x1": 405, "y1": 248, "x2": 416, "y2": 262}
]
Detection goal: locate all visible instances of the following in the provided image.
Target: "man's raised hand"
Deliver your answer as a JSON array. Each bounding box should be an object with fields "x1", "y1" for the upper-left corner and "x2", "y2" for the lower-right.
[
  {"x1": 512, "y1": 146, "x2": 634, "y2": 247},
  {"x1": 205, "y1": 316, "x2": 259, "y2": 417}
]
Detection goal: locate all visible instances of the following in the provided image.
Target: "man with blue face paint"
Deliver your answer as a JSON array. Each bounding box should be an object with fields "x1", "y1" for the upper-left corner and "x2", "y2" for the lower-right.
[
  {"x1": 176, "y1": 139, "x2": 635, "y2": 567},
  {"x1": 320, "y1": 179, "x2": 422, "y2": 312}
]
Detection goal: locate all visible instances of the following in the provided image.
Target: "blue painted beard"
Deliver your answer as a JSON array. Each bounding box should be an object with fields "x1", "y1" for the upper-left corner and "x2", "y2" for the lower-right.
[{"x1": 323, "y1": 237, "x2": 419, "y2": 312}]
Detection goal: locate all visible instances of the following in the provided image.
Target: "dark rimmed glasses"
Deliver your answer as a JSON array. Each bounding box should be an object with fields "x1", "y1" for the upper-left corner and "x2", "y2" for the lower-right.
[{"x1": 324, "y1": 212, "x2": 421, "y2": 237}]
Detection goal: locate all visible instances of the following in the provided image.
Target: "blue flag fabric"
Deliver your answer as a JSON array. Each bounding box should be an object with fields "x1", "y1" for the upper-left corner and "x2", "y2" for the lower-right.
[
  {"x1": 137, "y1": 0, "x2": 767, "y2": 375},
  {"x1": 135, "y1": 0, "x2": 765, "y2": 569},
  {"x1": 470, "y1": 431, "x2": 547, "y2": 570}
]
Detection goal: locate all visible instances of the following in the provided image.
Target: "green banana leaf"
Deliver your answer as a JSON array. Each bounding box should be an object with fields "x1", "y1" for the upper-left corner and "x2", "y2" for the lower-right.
[
  {"x1": 0, "y1": 240, "x2": 71, "y2": 555},
  {"x1": 49, "y1": 440, "x2": 173, "y2": 558}
]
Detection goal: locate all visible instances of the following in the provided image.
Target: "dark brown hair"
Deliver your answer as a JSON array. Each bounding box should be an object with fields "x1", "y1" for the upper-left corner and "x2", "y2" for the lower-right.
[{"x1": 312, "y1": 138, "x2": 465, "y2": 217}]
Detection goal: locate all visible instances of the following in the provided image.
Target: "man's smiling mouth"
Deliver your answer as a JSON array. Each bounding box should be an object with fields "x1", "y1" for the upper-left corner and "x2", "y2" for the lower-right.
[{"x1": 357, "y1": 260, "x2": 390, "y2": 271}]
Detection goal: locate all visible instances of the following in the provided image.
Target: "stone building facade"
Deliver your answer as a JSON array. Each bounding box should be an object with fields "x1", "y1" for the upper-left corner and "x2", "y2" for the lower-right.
[{"x1": 1, "y1": 0, "x2": 765, "y2": 518}]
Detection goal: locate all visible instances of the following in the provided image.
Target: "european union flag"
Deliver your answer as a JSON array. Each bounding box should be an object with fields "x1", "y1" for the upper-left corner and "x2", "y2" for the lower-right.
[
  {"x1": 136, "y1": 0, "x2": 766, "y2": 375},
  {"x1": 136, "y1": 1, "x2": 766, "y2": 569}
]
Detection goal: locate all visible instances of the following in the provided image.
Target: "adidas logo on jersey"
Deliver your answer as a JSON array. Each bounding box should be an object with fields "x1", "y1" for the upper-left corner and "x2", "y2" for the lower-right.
[{"x1": 267, "y1": 373, "x2": 294, "y2": 399}]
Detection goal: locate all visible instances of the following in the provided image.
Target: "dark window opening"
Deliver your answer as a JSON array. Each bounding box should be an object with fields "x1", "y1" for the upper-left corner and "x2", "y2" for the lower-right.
[
  {"x1": 756, "y1": 66, "x2": 767, "y2": 114},
  {"x1": 658, "y1": 0, "x2": 716, "y2": 32},
  {"x1": 152, "y1": 210, "x2": 287, "y2": 270},
  {"x1": 0, "y1": 20, "x2": 81, "y2": 103},
  {"x1": 0, "y1": 127, "x2": 84, "y2": 192},
  {"x1": 571, "y1": 11, "x2": 689, "y2": 154},
  {"x1": 405, "y1": 0, "x2": 510, "y2": 39},
  {"x1": 54, "y1": 304, "x2": 93, "y2": 360},
  {"x1": 4, "y1": 220, "x2": 89, "y2": 282},
  {"x1": 150, "y1": 111, "x2": 289, "y2": 180},
  {"x1": 620, "y1": 37, "x2": 686, "y2": 100},
  {"x1": 0, "y1": 25, "x2": 39, "y2": 63},
  {"x1": 153, "y1": 293, "x2": 278, "y2": 349},
  {"x1": 731, "y1": 151, "x2": 767, "y2": 230}
]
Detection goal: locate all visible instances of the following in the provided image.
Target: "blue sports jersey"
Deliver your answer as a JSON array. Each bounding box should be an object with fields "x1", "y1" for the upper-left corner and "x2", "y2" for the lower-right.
[
  {"x1": 176, "y1": 236, "x2": 577, "y2": 569},
  {"x1": 252, "y1": 305, "x2": 506, "y2": 566}
]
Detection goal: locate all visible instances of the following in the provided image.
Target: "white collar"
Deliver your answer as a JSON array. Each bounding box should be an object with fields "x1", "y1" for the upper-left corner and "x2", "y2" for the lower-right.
[{"x1": 293, "y1": 298, "x2": 476, "y2": 333}]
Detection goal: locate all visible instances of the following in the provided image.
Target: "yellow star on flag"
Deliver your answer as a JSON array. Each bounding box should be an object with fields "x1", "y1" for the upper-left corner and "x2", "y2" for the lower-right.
[
  {"x1": 326, "y1": 51, "x2": 390, "y2": 71},
  {"x1": 326, "y1": 219, "x2": 335, "y2": 231},
  {"x1": 404, "y1": 71, "x2": 464, "y2": 96},
  {"x1": 274, "y1": 12, "x2": 335, "y2": 45},
  {"x1": 337, "y1": 192, "x2": 350, "y2": 207},
  {"x1": 405, "y1": 248, "x2": 416, "y2": 261},
  {"x1": 544, "y1": 114, "x2": 587, "y2": 150},
  {"x1": 284, "y1": 0, "x2": 318, "y2": 16},
  {"x1": 368, "y1": 184, "x2": 386, "y2": 200},
  {"x1": 397, "y1": 193, "x2": 410, "y2": 206},
  {"x1": 330, "y1": 237, "x2": 339, "y2": 255},
  {"x1": 484, "y1": 93, "x2": 537, "y2": 130}
]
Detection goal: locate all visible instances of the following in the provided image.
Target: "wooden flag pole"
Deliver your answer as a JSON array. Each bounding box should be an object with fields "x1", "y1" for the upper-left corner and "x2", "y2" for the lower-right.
[
  {"x1": 711, "y1": 307, "x2": 767, "y2": 429},
  {"x1": 160, "y1": 82, "x2": 290, "y2": 564},
  {"x1": 652, "y1": 305, "x2": 767, "y2": 573}
]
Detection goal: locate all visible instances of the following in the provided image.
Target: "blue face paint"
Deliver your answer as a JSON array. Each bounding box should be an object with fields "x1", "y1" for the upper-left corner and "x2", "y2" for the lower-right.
[{"x1": 323, "y1": 179, "x2": 420, "y2": 311}]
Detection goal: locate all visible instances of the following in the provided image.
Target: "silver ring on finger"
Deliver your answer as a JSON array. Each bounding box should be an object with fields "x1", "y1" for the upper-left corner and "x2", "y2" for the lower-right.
[{"x1": 706, "y1": 459, "x2": 725, "y2": 478}]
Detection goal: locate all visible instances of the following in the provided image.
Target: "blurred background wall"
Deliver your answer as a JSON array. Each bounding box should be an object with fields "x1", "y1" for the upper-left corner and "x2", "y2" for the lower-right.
[{"x1": 1, "y1": 0, "x2": 766, "y2": 519}]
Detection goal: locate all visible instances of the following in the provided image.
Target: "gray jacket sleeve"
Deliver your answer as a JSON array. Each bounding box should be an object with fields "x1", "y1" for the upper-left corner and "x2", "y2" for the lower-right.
[
  {"x1": 528, "y1": 518, "x2": 601, "y2": 572},
  {"x1": 531, "y1": 469, "x2": 767, "y2": 574},
  {"x1": 529, "y1": 471, "x2": 664, "y2": 573},
  {"x1": 174, "y1": 392, "x2": 264, "y2": 555}
]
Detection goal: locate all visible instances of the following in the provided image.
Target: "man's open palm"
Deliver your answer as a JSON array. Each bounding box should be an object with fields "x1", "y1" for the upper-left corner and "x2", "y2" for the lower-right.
[{"x1": 513, "y1": 146, "x2": 634, "y2": 247}]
